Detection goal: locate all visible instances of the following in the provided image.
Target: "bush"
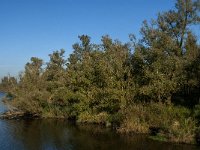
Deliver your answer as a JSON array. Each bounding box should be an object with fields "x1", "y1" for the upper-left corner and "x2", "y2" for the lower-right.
[
  {"x1": 118, "y1": 103, "x2": 196, "y2": 144},
  {"x1": 77, "y1": 111, "x2": 109, "y2": 124},
  {"x1": 118, "y1": 104, "x2": 149, "y2": 133}
]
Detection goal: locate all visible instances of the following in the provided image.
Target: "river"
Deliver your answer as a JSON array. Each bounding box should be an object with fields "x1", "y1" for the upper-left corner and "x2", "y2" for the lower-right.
[{"x1": 0, "y1": 92, "x2": 199, "y2": 150}]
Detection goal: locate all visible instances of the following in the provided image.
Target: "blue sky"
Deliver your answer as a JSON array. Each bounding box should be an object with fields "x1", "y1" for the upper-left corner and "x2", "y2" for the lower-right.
[{"x1": 0, "y1": 0, "x2": 177, "y2": 78}]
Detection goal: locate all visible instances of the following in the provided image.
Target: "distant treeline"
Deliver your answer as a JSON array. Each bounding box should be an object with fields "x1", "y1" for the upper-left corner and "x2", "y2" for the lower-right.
[{"x1": 1, "y1": 0, "x2": 200, "y2": 144}]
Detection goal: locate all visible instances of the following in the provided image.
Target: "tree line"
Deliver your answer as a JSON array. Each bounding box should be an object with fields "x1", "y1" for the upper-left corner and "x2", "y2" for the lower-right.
[{"x1": 1, "y1": 0, "x2": 200, "y2": 144}]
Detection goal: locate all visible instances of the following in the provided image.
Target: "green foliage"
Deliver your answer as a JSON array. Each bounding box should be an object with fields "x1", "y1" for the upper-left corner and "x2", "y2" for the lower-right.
[
  {"x1": 0, "y1": 76, "x2": 17, "y2": 92},
  {"x1": 119, "y1": 103, "x2": 196, "y2": 143},
  {"x1": 77, "y1": 111, "x2": 109, "y2": 124},
  {"x1": 1, "y1": 0, "x2": 199, "y2": 144},
  {"x1": 132, "y1": 0, "x2": 200, "y2": 103},
  {"x1": 193, "y1": 105, "x2": 200, "y2": 123}
]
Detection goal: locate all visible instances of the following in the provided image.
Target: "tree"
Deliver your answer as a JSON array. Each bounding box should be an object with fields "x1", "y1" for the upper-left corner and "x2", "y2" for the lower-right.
[
  {"x1": 10, "y1": 57, "x2": 44, "y2": 113},
  {"x1": 182, "y1": 33, "x2": 200, "y2": 106},
  {"x1": 0, "y1": 75, "x2": 17, "y2": 92},
  {"x1": 43, "y1": 49, "x2": 68, "y2": 112},
  {"x1": 131, "y1": 0, "x2": 200, "y2": 103}
]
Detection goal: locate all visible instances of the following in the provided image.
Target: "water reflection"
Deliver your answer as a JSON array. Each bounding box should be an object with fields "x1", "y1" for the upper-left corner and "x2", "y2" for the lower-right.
[
  {"x1": 0, "y1": 92, "x2": 200, "y2": 150},
  {"x1": 0, "y1": 119, "x2": 199, "y2": 150}
]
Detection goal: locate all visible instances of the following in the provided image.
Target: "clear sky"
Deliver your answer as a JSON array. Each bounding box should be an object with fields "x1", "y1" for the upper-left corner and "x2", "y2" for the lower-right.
[{"x1": 0, "y1": 0, "x2": 176, "y2": 78}]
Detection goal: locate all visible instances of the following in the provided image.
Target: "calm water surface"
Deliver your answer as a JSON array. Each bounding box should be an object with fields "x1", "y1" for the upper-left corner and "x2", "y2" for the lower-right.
[{"x1": 0, "y1": 92, "x2": 199, "y2": 150}]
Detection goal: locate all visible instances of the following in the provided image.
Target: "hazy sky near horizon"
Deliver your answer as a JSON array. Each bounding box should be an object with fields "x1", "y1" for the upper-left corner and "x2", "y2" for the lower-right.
[{"x1": 0, "y1": 0, "x2": 177, "y2": 78}]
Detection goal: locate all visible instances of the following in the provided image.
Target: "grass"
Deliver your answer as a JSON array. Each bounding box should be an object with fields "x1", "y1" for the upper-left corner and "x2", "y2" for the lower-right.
[
  {"x1": 118, "y1": 103, "x2": 196, "y2": 144},
  {"x1": 149, "y1": 134, "x2": 167, "y2": 142}
]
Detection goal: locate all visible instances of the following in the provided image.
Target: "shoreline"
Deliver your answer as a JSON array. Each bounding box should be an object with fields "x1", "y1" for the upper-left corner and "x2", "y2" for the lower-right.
[{"x1": 0, "y1": 110, "x2": 199, "y2": 146}]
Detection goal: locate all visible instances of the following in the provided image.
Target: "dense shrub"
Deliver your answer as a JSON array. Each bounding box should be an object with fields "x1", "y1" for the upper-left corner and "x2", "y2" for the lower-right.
[{"x1": 119, "y1": 103, "x2": 196, "y2": 144}]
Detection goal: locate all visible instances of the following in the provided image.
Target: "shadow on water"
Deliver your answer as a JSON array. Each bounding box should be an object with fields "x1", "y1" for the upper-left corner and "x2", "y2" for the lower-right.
[{"x1": 0, "y1": 92, "x2": 200, "y2": 150}]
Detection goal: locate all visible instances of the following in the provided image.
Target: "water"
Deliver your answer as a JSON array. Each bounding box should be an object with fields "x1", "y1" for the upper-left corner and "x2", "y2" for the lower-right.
[
  {"x1": 0, "y1": 92, "x2": 199, "y2": 150},
  {"x1": 0, "y1": 92, "x2": 7, "y2": 113}
]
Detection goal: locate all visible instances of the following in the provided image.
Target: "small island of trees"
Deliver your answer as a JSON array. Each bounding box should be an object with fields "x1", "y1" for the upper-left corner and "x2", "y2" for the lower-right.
[{"x1": 0, "y1": 0, "x2": 200, "y2": 144}]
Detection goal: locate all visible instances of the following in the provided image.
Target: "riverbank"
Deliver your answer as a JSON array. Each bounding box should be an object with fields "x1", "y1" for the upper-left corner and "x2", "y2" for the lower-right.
[
  {"x1": 1, "y1": 118, "x2": 199, "y2": 150},
  {"x1": 0, "y1": 111, "x2": 40, "y2": 120},
  {"x1": 0, "y1": 92, "x2": 199, "y2": 145},
  {"x1": 1, "y1": 102, "x2": 200, "y2": 146}
]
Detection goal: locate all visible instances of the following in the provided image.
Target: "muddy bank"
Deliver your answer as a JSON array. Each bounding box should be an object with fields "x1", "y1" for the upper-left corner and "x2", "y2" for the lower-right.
[{"x1": 0, "y1": 111, "x2": 40, "y2": 120}]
